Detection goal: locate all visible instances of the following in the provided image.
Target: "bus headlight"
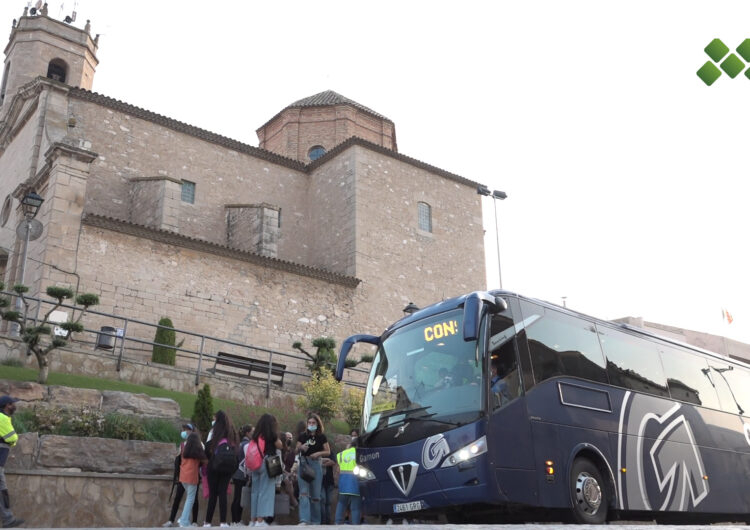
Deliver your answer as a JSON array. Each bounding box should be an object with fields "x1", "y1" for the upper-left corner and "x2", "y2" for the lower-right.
[
  {"x1": 353, "y1": 464, "x2": 376, "y2": 481},
  {"x1": 441, "y1": 435, "x2": 487, "y2": 467}
]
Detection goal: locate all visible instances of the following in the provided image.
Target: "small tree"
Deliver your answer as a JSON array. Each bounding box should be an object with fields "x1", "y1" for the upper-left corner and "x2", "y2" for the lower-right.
[
  {"x1": 152, "y1": 317, "x2": 176, "y2": 365},
  {"x1": 342, "y1": 387, "x2": 364, "y2": 432},
  {"x1": 293, "y1": 337, "x2": 373, "y2": 377},
  {"x1": 295, "y1": 369, "x2": 342, "y2": 423},
  {"x1": 0, "y1": 282, "x2": 99, "y2": 384},
  {"x1": 192, "y1": 383, "x2": 214, "y2": 439}
]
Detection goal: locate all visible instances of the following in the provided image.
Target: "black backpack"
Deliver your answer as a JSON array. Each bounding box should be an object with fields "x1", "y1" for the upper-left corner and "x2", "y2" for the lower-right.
[{"x1": 212, "y1": 442, "x2": 238, "y2": 474}]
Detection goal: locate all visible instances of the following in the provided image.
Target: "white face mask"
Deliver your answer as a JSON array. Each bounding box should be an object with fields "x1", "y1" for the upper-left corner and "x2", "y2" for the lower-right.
[
  {"x1": 308, "y1": 424, "x2": 317, "y2": 432},
  {"x1": 211, "y1": 420, "x2": 216, "y2": 426}
]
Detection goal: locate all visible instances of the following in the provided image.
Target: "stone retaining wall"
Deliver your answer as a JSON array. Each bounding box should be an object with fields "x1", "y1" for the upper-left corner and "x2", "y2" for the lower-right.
[{"x1": 4, "y1": 432, "x2": 176, "y2": 527}]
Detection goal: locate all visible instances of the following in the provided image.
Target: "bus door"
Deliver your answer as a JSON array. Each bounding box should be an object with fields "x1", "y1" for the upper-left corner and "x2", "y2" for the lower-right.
[{"x1": 486, "y1": 296, "x2": 537, "y2": 504}]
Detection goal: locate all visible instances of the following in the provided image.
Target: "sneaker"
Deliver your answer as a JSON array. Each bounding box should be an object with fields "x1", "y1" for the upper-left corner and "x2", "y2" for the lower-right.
[
  {"x1": 220, "y1": 524, "x2": 230, "y2": 528},
  {"x1": 256, "y1": 523, "x2": 269, "y2": 528},
  {"x1": 4, "y1": 519, "x2": 24, "y2": 528},
  {"x1": 297, "y1": 523, "x2": 307, "y2": 526},
  {"x1": 203, "y1": 524, "x2": 211, "y2": 528},
  {"x1": 163, "y1": 522, "x2": 175, "y2": 528}
]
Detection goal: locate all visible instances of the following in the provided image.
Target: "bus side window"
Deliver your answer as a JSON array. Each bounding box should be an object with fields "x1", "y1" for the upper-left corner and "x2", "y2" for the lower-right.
[
  {"x1": 510, "y1": 297, "x2": 535, "y2": 393},
  {"x1": 659, "y1": 345, "x2": 722, "y2": 410},
  {"x1": 489, "y1": 313, "x2": 520, "y2": 409},
  {"x1": 522, "y1": 301, "x2": 608, "y2": 385},
  {"x1": 705, "y1": 363, "x2": 750, "y2": 416},
  {"x1": 598, "y1": 326, "x2": 669, "y2": 397}
]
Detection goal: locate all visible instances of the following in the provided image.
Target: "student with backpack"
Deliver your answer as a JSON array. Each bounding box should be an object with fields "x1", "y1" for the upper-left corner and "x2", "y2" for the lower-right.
[
  {"x1": 202, "y1": 410, "x2": 238, "y2": 527},
  {"x1": 178, "y1": 432, "x2": 208, "y2": 527},
  {"x1": 249, "y1": 414, "x2": 282, "y2": 527},
  {"x1": 163, "y1": 424, "x2": 202, "y2": 527},
  {"x1": 230, "y1": 425, "x2": 253, "y2": 525}
]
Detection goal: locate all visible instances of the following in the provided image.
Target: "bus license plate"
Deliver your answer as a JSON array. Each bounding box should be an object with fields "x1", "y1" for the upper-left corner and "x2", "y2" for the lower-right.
[{"x1": 393, "y1": 500, "x2": 423, "y2": 513}]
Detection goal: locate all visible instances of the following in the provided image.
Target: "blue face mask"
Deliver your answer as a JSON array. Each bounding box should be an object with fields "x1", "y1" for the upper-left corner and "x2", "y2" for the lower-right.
[
  {"x1": 308, "y1": 424, "x2": 317, "y2": 432},
  {"x1": 181, "y1": 431, "x2": 188, "y2": 440}
]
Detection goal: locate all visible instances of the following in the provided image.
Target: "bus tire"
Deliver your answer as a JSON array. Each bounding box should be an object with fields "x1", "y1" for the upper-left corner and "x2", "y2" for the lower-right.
[{"x1": 569, "y1": 457, "x2": 608, "y2": 524}]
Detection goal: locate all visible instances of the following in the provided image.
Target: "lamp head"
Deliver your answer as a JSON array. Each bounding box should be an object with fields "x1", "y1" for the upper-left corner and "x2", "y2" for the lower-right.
[
  {"x1": 21, "y1": 191, "x2": 44, "y2": 219},
  {"x1": 492, "y1": 190, "x2": 508, "y2": 200},
  {"x1": 476, "y1": 185, "x2": 491, "y2": 197}
]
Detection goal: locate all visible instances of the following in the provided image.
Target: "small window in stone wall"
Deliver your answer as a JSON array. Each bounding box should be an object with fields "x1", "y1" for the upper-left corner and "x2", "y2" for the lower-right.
[
  {"x1": 418, "y1": 201, "x2": 432, "y2": 232},
  {"x1": 0, "y1": 195, "x2": 11, "y2": 227},
  {"x1": 181, "y1": 180, "x2": 195, "y2": 204},
  {"x1": 308, "y1": 145, "x2": 326, "y2": 161}
]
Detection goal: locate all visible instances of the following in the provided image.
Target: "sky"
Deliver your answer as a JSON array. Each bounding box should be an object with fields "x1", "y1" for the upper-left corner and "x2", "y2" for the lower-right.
[{"x1": 1, "y1": 0, "x2": 748, "y2": 344}]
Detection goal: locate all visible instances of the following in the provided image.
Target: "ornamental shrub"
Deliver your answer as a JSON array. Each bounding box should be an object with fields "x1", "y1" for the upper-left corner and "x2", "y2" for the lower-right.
[
  {"x1": 192, "y1": 384, "x2": 214, "y2": 439},
  {"x1": 296, "y1": 369, "x2": 341, "y2": 423},
  {"x1": 342, "y1": 387, "x2": 364, "y2": 432},
  {"x1": 151, "y1": 317, "x2": 176, "y2": 366}
]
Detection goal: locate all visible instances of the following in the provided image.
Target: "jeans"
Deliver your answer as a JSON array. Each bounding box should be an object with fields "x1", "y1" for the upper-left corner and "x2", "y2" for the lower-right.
[
  {"x1": 169, "y1": 482, "x2": 199, "y2": 523},
  {"x1": 297, "y1": 458, "x2": 322, "y2": 524},
  {"x1": 178, "y1": 483, "x2": 198, "y2": 527},
  {"x1": 320, "y1": 483, "x2": 334, "y2": 524},
  {"x1": 250, "y1": 462, "x2": 275, "y2": 519},
  {"x1": 335, "y1": 494, "x2": 362, "y2": 525}
]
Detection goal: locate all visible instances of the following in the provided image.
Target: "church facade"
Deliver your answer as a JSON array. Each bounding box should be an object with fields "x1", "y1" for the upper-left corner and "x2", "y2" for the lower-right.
[{"x1": 0, "y1": 11, "x2": 487, "y2": 373}]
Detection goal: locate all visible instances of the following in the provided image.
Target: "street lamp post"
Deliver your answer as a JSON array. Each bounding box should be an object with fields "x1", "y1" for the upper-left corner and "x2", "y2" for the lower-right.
[
  {"x1": 18, "y1": 191, "x2": 44, "y2": 286},
  {"x1": 13, "y1": 191, "x2": 44, "y2": 334},
  {"x1": 477, "y1": 185, "x2": 508, "y2": 289}
]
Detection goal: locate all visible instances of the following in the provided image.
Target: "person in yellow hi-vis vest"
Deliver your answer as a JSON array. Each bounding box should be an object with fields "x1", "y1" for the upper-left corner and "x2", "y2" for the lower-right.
[
  {"x1": 334, "y1": 436, "x2": 361, "y2": 525},
  {"x1": 0, "y1": 395, "x2": 24, "y2": 528}
]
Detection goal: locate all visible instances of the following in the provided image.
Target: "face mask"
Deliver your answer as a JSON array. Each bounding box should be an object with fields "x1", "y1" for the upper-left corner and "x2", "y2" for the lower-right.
[
  {"x1": 308, "y1": 424, "x2": 317, "y2": 432},
  {"x1": 181, "y1": 431, "x2": 188, "y2": 440},
  {"x1": 351, "y1": 436, "x2": 357, "y2": 443},
  {"x1": 211, "y1": 420, "x2": 216, "y2": 426}
]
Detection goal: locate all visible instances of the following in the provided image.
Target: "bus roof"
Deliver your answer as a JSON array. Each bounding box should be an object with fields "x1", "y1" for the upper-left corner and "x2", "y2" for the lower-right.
[{"x1": 384, "y1": 290, "x2": 750, "y2": 371}]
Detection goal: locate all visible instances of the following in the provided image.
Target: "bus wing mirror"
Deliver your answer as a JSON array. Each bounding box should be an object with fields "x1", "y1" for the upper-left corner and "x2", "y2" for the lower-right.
[
  {"x1": 462, "y1": 291, "x2": 507, "y2": 341},
  {"x1": 335, "y1": 334, "x2": 380, "y2": 381}
]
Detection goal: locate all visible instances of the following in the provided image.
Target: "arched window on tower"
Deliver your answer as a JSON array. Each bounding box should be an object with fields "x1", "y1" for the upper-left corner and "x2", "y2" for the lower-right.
[{"x1": 46, "y1": 59, "x2": 68, "y2": 83}]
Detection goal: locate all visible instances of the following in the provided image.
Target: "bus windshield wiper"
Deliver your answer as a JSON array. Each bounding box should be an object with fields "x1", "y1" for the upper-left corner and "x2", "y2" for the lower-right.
[{"x1": 379, "y1": 407, "x2": 463, "y2": 429}]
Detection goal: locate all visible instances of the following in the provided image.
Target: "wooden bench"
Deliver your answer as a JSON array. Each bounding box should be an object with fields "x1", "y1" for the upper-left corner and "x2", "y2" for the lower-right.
[{"x1": 212, "y1": 352, "x2": 286, "y2": 387}]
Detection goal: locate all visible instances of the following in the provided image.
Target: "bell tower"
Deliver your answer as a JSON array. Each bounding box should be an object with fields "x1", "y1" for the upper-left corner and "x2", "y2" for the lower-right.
[{"x1": 0, "y1": 6, "x2": 98, "y2": 109}]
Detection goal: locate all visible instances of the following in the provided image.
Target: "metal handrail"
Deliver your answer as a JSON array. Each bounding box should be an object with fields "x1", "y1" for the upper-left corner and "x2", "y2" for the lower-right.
[{"x1": 2, "y1": 290, "x2": 371, "y2": 393}]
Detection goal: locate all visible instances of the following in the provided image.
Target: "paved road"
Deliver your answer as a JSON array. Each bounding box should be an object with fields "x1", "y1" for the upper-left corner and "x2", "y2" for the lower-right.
[{"x1": 22, "y1": 522, "x2": 745, "y2": 530}]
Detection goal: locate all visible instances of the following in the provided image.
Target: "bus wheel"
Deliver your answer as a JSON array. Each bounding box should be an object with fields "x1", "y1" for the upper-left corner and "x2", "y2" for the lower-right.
[{"x1": 570, "y1": 457, "x2": 608, "y2": 524}]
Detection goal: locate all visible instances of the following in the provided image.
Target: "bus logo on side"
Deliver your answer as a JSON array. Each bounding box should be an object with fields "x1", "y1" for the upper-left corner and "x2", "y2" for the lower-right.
[
  {"x1": 618, "y1": 392, "x2": 709, "y2": 511},
  {"x1": 424, "y1": 320, "x2": 459, "y2": 342},
  {"x1": 422, "y1": 433, "x2": 450, "y2": 470}
]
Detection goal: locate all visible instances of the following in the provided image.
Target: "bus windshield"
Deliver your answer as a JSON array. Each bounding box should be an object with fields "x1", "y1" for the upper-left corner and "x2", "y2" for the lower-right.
[{"x1": 362, "y1": 309, "x2": 483, "y2": 439}]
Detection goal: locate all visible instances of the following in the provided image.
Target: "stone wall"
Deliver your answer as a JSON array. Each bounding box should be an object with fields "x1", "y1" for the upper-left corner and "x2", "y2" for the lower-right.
[
  {"x1": 0, "y1": 378, "x2": 182, "y2": 420},
  {"x1": 5, "y1": 432, "x2": 175, "y2": 528}
]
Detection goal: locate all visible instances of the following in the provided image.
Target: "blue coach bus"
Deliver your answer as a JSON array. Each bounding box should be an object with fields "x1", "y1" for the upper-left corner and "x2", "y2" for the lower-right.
[{"x1": 335, "y1": 291, "x2": 750, "y2": 524}]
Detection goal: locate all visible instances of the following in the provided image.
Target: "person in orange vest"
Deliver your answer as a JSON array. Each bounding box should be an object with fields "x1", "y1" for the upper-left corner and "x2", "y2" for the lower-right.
[{"x1": 0, "y1": 395, "x2": 24, "y2": 528}]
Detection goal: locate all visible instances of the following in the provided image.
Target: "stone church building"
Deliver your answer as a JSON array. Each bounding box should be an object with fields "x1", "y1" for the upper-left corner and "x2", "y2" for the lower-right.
[{"x1": 0, "y1": 10, "x2": 487, "y2": 375}]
